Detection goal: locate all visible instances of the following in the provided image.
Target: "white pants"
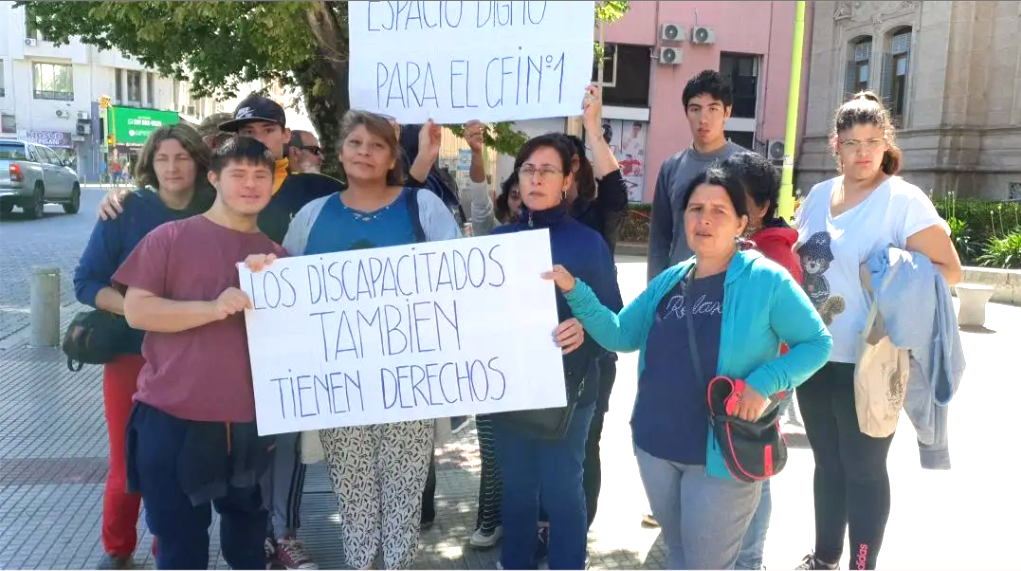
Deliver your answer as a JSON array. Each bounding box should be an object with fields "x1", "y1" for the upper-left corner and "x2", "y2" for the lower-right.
[{"x1": 320, "y1": 420, "x2": 434, "y2": 570}]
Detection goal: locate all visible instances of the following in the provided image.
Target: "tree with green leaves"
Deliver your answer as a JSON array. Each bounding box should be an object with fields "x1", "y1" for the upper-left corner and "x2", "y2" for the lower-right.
[{"x1": 22, "y1": 1, "x2": 628, "y2": 164}]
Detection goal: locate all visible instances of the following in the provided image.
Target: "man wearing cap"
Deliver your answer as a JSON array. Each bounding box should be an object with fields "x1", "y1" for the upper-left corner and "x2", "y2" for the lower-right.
[{"x1": 218, "y1": 94, "x2": 344, "y2": 245}]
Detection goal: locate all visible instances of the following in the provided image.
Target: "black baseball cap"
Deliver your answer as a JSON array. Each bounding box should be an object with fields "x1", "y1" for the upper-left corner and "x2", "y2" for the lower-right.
[{"x1": 219, "y1": 94, "x2": 287, "y2": 132}]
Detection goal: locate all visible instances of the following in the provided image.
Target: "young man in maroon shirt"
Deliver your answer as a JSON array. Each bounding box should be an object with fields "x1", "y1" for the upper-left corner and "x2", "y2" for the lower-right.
[{"x1": 114, "y1": 136, "x2": 285, "y2": 570}]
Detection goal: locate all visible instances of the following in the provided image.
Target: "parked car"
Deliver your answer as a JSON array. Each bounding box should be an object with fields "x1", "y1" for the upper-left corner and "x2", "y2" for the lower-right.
[{"x1": 0, "y1": 140, "x2": 81, "y2": 219}]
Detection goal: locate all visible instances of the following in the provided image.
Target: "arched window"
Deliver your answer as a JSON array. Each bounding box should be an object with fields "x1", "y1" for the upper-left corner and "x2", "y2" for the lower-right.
[
  {"x1": 845, "y1": 36, "x2": 873, "y2": 98},
  {"x1": 882, "y1": 27, "x2": 912, "y2": 123}
]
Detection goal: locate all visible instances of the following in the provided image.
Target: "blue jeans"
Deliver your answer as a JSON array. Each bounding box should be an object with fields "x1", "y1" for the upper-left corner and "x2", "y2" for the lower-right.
[
  {"x1": 494, "y1": 404, "x2": 594, "y2": 570},
  {"x1": 130, "y1": 404, "x2": 267, "y2": 570},
  {"x1": 736, "y1": 478, "x2": 771, "y2": 570},
  {"x1": 635, "y1": 446, "x2": 761, "y2": 570}
]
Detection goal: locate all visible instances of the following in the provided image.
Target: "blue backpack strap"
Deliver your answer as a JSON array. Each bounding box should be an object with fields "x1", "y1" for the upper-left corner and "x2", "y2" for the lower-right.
[{"x1": 404, "y1": 187, "x2": 427, "y2": 243}]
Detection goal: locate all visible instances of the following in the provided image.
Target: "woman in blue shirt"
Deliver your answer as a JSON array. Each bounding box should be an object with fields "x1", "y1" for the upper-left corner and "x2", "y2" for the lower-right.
[
  {"x1": 543, "y1": 164, "x2": 832, "y2": 570},
  {"x1": 73, "y1": 124, "x2": 214, "y2": 569},
  {"x1": 489, "y1": 134, "x2": 623, "y2": 570},
  {"x1": 281, "y1": 110, "x2": 461, "y2": 571}
]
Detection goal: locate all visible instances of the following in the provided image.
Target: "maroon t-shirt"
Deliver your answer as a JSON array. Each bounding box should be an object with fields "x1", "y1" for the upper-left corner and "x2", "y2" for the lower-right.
[{"x1": 113, "y1": 215, "x2": 286, "y2": 423}]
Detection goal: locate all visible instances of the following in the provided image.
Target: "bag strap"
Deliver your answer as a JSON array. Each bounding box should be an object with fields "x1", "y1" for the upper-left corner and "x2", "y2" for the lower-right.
[
  {"x1": 682, "y1": 266, "x2": 705, "y2": 384},
  {"x1": 66, "y1": 357, "x2": 83, "y2": 373},
  {"x1": 404, "y1": 187, "x2": 428, "y2": 243}
]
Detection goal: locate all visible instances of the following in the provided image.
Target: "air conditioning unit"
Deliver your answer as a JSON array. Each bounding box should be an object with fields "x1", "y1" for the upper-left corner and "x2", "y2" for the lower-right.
[
  {"x1": 691, "y1": 26, "x2": 716, "y2": 45},
  {"x1": 24, "y1": 38, "x2": 38, "y2": 47},
  {"x1": 767, "y1": 139, "x2": 786, "y2": 161},
  {"x1": 660, "y1": 23, "x2": 685, "y2": 42},
  {"x1": 55, "y1": 109, "x2": 69, "y2": 118},
  {"x1": 657, "y1": 47, "x2": 683, "y2": 66},
  {"x1": 76, "y1": 122, "x2": 92, "y2": 136},
  {"x1": 77, "y1": 111, "x2": 89, "y2": 120}
]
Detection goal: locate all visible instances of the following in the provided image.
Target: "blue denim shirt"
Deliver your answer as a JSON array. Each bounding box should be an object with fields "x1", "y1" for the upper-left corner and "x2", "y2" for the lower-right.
[{"x1": 866, "y1": 247, "x2": 966, "y2": 469}]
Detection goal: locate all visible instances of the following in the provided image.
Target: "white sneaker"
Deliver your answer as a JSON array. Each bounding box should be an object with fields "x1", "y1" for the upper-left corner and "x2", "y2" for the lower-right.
[
  {"x1": 641, "y1": 510, "x2": 660, "y2": 527},
  {"x1": 469, "y1": 526, "x2": 504, "y2": 548}
]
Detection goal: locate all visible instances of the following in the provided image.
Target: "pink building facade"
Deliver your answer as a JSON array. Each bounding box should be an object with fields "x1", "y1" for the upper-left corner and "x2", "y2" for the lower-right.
[{"x1": 599, "y1": 1, "x2": 814, "y2": 203}]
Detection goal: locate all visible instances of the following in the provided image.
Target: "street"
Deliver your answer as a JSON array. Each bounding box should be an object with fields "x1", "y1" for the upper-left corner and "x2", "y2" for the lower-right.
[{"x1": 0, "y1": 188, "x2": 1016, "y2": 570}]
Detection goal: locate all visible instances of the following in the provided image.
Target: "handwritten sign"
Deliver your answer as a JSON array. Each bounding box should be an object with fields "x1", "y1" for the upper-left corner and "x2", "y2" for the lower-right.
[
  {"x1": 348, "y1": 1, "x2": 597, "y2": 124},
  {"x1": 239, "y1": 231, "x2": 566, "y2": 436}
]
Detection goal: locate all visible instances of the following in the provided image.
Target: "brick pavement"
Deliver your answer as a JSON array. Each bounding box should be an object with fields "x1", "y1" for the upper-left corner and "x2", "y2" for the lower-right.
[
  {"x1": 0, "y1": 188, "x2": 116, "y2": 342},
  {"x1": 2, "y1": 196, "x2": 1017, "y2": 570}
]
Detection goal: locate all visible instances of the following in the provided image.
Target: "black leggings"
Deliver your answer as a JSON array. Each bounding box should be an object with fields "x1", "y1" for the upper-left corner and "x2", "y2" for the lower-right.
[{"x1": 796, "y1": 362, "x2": 894, "y2": 571}]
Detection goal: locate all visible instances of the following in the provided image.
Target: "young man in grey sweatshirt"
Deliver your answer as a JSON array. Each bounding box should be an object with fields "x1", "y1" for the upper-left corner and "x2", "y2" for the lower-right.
[{"x1": 647, "y1": 70, "x2": 746, "y2": 282}]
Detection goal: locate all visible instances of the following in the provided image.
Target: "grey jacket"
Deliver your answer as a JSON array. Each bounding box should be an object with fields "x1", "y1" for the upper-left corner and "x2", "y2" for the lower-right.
[
  {"x1": 865, "y1": 247, "x2": 966, "y2": 470},
  {"x1": 647, "y1": 142, "x2": 745, "y2": 281}
]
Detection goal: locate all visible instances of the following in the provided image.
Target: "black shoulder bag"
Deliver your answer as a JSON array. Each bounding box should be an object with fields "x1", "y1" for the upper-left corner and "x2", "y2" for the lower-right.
[
  {"x1": 62, "y1": 310, "x2": 130, "y2": 372},
  {"x1": 489, "y1": 367, "x2": 584, "y2": 442},
  {"x1": 682, "y1": 268, "x2": 788, "y2": 482}
]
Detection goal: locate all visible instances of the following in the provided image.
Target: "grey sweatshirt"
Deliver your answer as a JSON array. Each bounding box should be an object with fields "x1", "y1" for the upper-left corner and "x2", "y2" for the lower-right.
[{"x1": 647, "y1": 142, "x2": 746, "y2": 281}]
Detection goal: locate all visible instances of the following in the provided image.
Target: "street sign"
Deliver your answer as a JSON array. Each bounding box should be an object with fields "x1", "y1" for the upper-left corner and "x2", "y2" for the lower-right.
[{"x1": 109, "y1": 107, "x2": 179, "y2": 145}]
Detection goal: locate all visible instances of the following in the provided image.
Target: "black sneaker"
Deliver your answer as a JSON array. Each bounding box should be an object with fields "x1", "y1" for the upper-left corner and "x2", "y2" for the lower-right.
[
  {"x1": 97, "y1": 554, "x2": 133, "y2": 570},
  {"x1": 533, "y1": 525, "x2": 550, "y2": 563},
  {"x1": 795, "y1": 553, "x2": 839, "y2": 570}
]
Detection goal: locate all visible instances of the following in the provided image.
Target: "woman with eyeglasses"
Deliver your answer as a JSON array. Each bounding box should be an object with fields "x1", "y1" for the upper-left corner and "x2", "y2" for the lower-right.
[
  {"x1": 792, "y1": 92, "x2": 961, "y2": 571},
  {"x1": 488, "y1": 133, "x2": 623, "y2": 570}
]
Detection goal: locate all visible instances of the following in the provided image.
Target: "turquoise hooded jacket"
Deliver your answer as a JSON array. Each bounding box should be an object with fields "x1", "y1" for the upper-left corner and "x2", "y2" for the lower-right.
[{"x1": 564, "y1": 249, "x2": 833, "y2": 480}]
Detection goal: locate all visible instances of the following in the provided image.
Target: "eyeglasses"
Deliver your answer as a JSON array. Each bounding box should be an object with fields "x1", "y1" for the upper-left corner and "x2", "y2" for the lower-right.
[
  {"x1": 297, "y1": 145, "x2": 322, "y2": 156},
  {"x1": 518, "y1": 165, "x2": 562, "y2": 180},
  {"x1": 838, "y1": 138, "x2": 885, "y2": 151}
]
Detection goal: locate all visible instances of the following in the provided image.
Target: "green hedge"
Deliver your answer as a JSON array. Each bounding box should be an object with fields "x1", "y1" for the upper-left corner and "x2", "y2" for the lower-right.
[{"x1": 622, "y1": 197, "x2": 1021, "y2": 268}]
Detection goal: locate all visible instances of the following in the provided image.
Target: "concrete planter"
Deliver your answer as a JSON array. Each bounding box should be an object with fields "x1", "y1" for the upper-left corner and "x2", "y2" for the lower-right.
[{"x1": 958, "y1": 266, "x2": 1021, "y2": 306}]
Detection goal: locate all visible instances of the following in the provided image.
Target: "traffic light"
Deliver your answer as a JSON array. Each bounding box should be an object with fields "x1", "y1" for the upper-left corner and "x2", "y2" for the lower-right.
[
  {"x1": 106, "y1": 135, "x2": 114, "y2": 146},
  {"x1": 99, "y1": 95, "x2": 111, "y2": 109}
]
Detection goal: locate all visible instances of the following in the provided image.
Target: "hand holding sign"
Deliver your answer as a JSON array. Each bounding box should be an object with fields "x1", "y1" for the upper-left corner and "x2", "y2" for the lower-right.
[
  {"x1": 554, "y1": 318, "x2": 585, "y2": 355},
  {"x1": 542, "y1": 265, "x2": 577, "y2": 294},
  {"x1": 214, "y1": 287, "x2": 253, "y2": 320},
  {"x1": 582, "y1": 85, "x2": 603, "y2": 131},
  {"x1": 244, "y1": 253, "x2": 278, "y2": 273},
  {"x1": 465, "y1": 120, "x2": 485, "y2": 153},
  {"x1": 419, "y1": 119, "x2": 443, "y2": 162}
]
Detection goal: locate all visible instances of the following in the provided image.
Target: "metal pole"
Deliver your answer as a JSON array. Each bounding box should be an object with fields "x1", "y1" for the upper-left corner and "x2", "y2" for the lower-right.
[
  {"x1": 597, "y1": 19, "x2": 606, "y2": 126},
  {"x1": 30, "y1": 267, "x2": 60, "y2": 347},
  {"x1": 777, "y1": 0, "x2": 806, "y2": 221}
]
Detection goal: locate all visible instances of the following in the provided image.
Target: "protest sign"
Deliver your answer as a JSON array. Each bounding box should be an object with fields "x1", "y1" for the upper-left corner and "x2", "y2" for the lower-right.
[
  {"x1": 239, "y1": 230, "x2": 567, "y2": 436},
  {"x1": 348, "y1": 1, "x2": 597, "y2": 124}
]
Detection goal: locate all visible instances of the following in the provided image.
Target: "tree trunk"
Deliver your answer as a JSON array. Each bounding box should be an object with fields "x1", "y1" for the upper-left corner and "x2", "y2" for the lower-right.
[{"x1": 300, "y1": 1, "x2": 350, "y2": 178}]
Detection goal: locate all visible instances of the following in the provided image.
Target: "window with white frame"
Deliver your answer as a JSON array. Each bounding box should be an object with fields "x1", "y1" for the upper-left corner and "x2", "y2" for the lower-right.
[
  {"x1": 127, "y1": 70, "x2": 142, "y2": 104},
  {"x1": 32, "y1": 62, "x2": 73, "y2": 101},
  {"x1": 845, "y1": 37, "x2": 873, "y2": 98}
]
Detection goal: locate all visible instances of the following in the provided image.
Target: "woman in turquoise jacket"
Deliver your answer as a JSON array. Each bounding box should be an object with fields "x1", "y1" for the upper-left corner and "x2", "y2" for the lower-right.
[{"x1": 544, "y1": 165, "x2": 832, "y2": 570}]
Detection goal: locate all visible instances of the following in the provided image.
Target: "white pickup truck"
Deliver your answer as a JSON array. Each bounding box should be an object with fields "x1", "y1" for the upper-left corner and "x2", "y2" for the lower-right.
[{"x1": 0, "y1": 139, "x2": 81, "y2": 219}]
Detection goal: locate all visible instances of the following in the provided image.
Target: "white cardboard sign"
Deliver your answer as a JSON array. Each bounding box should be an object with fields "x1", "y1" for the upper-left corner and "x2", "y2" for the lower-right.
[
  {"x1": 239, "y1": 230, "x2": 567, "y2": 436},
  {"x1": 348, "y1": 1, "x2": 597, "y2": 124}
]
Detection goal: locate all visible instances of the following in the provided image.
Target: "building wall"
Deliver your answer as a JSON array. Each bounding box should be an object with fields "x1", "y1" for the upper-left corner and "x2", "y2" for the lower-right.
[
  {"x1": 602, "y1": 0, "x2": 813, "y2": 202},
  {"x1": 0, "y1": 2, "x2": 185, "y2": 182},
  {"x1": 495, "y1": 2, "x2": 813, "y2": 202},
  {"x1": 797, "y1": 1, "x2": 1021, "y2": 200}
]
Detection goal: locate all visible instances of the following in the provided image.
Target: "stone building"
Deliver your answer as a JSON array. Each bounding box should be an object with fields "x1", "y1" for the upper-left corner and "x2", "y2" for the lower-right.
[{"x1": 797, "y1": 1, "x2": 1021, "y2": 200}]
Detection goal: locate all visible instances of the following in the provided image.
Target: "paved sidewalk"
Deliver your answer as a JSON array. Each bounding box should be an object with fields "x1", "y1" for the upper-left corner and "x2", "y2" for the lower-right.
[{"x1": 1, "y1": 254, "x2": 1017, "y2": 570}]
